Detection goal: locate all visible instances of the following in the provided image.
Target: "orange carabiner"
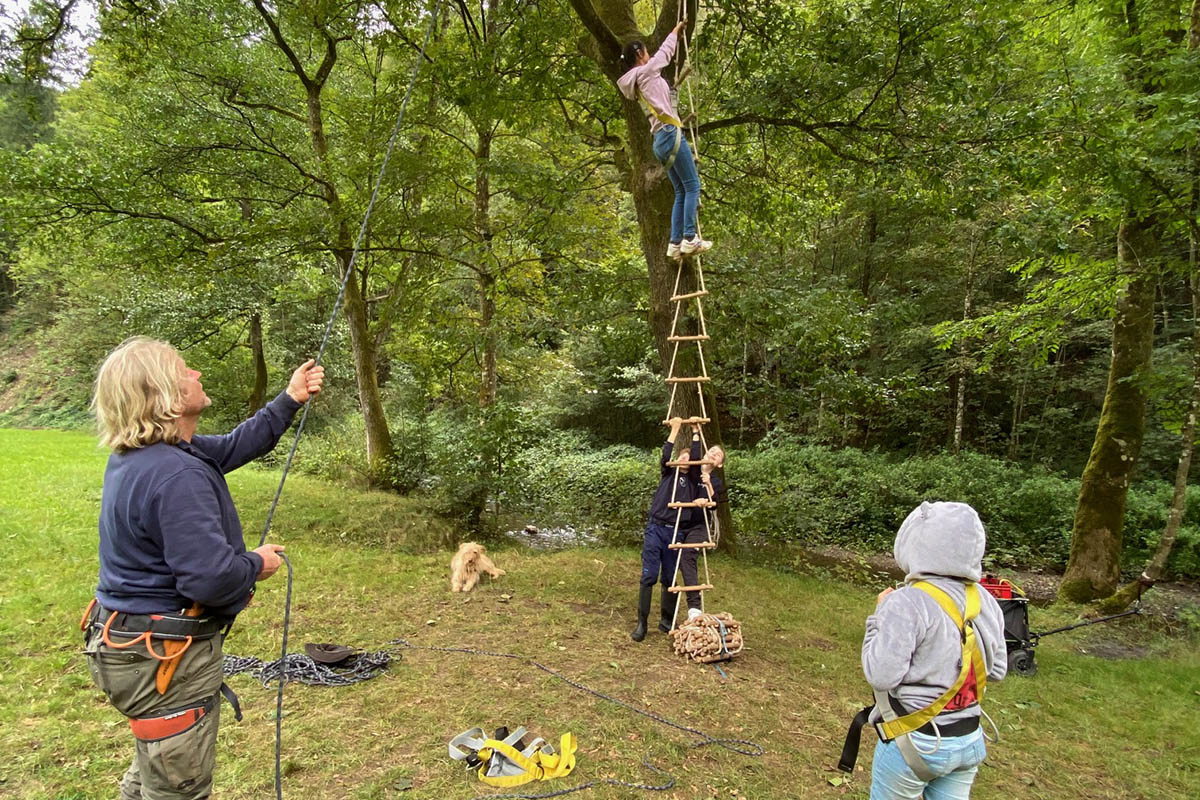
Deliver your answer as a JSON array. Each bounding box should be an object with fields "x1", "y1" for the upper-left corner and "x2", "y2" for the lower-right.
[
  {"x1": 145, "y1": 634, "x2": 192, "y2": 662},
  {"x1": 101, "y1": 612, "x2": 151, "y2": 650}
]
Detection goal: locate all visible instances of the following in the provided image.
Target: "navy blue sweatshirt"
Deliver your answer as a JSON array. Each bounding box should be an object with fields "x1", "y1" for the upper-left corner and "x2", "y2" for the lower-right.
[
  {"x1": 648, "y1": 436, "x2": 712, "y2": 527},
  {"x1": 94, "y1": 392, "x2": 301, "y2": 617}
]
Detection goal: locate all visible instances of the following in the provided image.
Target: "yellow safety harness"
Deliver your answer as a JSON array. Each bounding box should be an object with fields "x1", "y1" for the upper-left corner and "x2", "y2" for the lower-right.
[
  {"x1": 636, "y1": 87, "x2": 684, "y2": 170},
  {"x1": 879, "y1": 581, "x2": 987, "y2": 740},
  {"x1": 450, "y1": 726, "x2": 577, "y2": 788},
  {"x1": 838, "y1": 581, "x2": 988, "y2": 781}
]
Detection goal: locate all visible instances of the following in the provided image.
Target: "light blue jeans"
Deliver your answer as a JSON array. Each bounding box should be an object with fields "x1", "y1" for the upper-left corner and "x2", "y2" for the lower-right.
[
  {"x1": 652, "y1": 125, "x2": 700, "y2": 243},
  {"x1": 869, "y1": 729, "x2": 986, "y2": 800}
]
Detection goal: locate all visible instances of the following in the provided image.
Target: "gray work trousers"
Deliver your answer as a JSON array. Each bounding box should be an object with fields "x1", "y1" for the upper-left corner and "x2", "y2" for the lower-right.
[{"x1": 85, "y1": 624, "x2": 225, "y2": 799}]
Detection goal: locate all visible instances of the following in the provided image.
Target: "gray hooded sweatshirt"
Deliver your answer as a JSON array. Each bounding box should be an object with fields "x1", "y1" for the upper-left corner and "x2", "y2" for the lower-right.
[{"x1": 862, "y1": 501, "x2": 1007, "y2": 726}]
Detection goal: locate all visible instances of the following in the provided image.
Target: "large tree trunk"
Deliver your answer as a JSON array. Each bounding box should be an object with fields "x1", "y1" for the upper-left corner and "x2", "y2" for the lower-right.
[
  {"x1": 247, "y1": 311, "x2": 268, "y2": 414},
  {"x1": 338, "y1": 242, "x2": 396, "y2": 479},
  {"x1": 568, "y1": 0, "x2": 737, "y2": 551},
  {"x1": 1099, "y1": 1, "x2": 1200, "y2": 612},
  {"x1": 252, "y1": 0, "x2": 397, "y2": 485},
  {"x1": 1059, "y1": 216, "x2": 1159, "y2": 601}
]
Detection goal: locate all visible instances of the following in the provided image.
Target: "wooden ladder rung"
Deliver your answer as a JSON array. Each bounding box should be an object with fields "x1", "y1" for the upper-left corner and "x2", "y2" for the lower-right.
[
  {"x1": 668, "y1": 335, "x2": 710, "y2": 342},
  {"x1": 662, "y1": 416, "x2": 709, "y2": 424},
  {"x1": 669, "y1": 542, "x2": 716, "y2": 550},
  {"x1": 668, "y1": 584, "x2": 713, "y2": 593},
  {"x1": 668, "y1": 500, "x2": 716, "y2": 509},
  {"x1": 665, "y1": 458, "x2": 718, "y2": 467},
  {"x1": 670, "y1": 290, "x2": 709, "y2": 302},
  {"x1": 665, "y1": 376, "x2": 710, "y2": 384}
]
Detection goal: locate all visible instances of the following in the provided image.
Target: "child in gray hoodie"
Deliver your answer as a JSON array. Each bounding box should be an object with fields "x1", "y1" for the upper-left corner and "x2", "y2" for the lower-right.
[{"x1": 861, "y1": 501, "x2": 1007, "y2": 800}]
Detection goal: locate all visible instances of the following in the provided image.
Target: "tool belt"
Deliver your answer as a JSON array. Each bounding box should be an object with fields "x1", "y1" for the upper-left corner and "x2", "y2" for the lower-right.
[
  {"x1": 82, "y1": 600, "x2": 231, "y2": 643},
  {"x1": 81, "y1": 598, "x2": 232, "y2": 695},
  {"x1": 449, "y1": 725, "x2": 577, "y2": 788}
]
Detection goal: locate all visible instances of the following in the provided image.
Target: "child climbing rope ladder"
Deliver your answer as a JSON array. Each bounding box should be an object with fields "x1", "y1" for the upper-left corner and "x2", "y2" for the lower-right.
[{"x1": 618, "y1": 17, "x2": 712, "y2": 259}]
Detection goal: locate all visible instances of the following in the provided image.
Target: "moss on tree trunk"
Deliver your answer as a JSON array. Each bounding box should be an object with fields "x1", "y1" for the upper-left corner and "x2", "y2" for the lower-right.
[{"x1": 1059, "y1": 216, "x2": 1158, "y2": 602}]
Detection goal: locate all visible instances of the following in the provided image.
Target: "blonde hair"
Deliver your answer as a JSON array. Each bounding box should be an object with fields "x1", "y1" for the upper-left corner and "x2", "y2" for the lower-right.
[{"x1": 92, "y1": 336, "x2": 186, "y2": 451}]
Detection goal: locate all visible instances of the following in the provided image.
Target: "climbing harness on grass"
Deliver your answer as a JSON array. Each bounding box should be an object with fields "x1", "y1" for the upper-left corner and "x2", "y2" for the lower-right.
[
  {"x1": 224, "y1": 633, "x2": 761, "y2": 798},
  {"x1": 390, "y1": 637, "x2": 763, "y2": 798},
  {"x1": 391, "y1": 637, "x2": 765, "y2": 758},
  {"x1": 837, "y1": 581, "x2": 992, "y2": 781},
  {"x1": 450, "y1": 726, "x2": 578, "y2": 789}
]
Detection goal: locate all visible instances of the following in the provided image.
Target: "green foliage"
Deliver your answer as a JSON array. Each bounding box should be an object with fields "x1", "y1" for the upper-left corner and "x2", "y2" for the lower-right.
[
  {"x1": 510, "y1": 434, "x2": 1200, "y2": 579},
  {"x1": 3, "y1": 428, "x2": 1197, "y2": 800},
  {"x1": 505, "y1": 433, "x2": 655, "y2": 540}
]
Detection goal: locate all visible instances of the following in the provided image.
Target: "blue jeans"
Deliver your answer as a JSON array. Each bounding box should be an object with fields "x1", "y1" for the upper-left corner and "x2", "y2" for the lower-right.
[
  {"x1": 869, "y1": 729, "x2": 986, "y2": 800},
  {"x1": 640, "y1": 522, "x2": 681, "y2": 588},
  {"x1": 652, "y1": 126, "x2": 700, "y2": 243}
]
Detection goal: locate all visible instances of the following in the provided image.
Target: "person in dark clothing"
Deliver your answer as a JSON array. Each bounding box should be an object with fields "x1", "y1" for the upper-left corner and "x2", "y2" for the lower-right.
[
  {"x1": 632, "y1": 417, "x2": 706, "y2": 641},
  {"x1": 82, "y1": 336, "x2": 323, "y2": 800},
  {"x1": 677, "y1": 445, "x2": 725, "y2": 619}
]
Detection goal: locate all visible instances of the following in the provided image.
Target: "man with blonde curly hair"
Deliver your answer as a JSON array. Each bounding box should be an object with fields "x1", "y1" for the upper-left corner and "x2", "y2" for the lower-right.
[{"x1": 82, "y1": 336, "x2": 323, "y2": 799}]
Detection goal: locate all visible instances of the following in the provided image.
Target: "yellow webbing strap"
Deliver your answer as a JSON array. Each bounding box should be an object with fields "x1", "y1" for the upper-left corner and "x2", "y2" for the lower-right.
[
  {"x1": 476, "y1": 733, "x2": 578, "y2": 788},
  {"x1": 538, "y1": 732, "x2": 578, "y2": 779},
  {"x1": 876, "y1": 582, "x2": 986, "y2": 741},
  {"x1": 636, "y1": 86, "x2": 683, "y2": 129}
]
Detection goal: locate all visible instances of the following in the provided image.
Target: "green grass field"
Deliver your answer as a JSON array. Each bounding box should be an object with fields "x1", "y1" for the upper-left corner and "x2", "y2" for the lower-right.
[{"x1": 1, "y1": 428, "x2": 1197, "y2": 800}]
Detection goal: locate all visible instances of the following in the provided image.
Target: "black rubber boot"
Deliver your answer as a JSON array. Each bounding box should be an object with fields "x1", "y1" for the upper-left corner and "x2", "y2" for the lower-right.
[
  {"x1": 659, "y1": 590, "x2": 676, "y2": 633},
  {"x1": 631, "y1": 585, "x2": 653, "y2": 642}
]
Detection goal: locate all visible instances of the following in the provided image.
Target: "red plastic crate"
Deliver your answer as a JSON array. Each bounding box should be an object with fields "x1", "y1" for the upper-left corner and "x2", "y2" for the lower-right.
[{"x1": 980, "y1": 576, "x2": 1013, "y2": 599}]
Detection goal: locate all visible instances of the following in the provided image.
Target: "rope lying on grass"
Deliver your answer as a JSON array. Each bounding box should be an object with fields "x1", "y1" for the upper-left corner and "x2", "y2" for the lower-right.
[
  {"x1": 224, "y1": 637, "x2": 762, "y2": 799},
  {"x1": 223, "y1": 650, "x2": 397, "y2": 688},
  {"x1": 669, "y1": 612, "x2": 744, "y2": 662},
  {"x1": 390, "y1": 638, "x2": 764, "y2": 800}
]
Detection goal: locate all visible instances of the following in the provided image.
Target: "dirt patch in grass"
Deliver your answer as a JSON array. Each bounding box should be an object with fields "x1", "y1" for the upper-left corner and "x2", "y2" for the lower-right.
[
  {"x1": 1075, "y1": 640, "x2": 1152, "y2": 660},
  {"x1": 752, "y1": 539, "x2": 1200, "y2": 619}
]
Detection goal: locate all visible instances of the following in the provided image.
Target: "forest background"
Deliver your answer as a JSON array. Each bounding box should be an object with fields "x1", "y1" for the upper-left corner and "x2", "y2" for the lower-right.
[{"x1": 2, "y1": 0, "x2": 1200, "y2": 599}]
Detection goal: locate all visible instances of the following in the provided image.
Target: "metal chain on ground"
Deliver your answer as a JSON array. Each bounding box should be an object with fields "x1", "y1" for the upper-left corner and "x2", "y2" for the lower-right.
[{"x1": 390, "y1": 639, "x2": 766, "y2": 758}]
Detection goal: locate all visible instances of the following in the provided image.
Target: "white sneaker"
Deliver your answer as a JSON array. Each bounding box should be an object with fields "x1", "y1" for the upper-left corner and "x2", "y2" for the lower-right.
[
  {"x1": 666, "y1": 242, "x2": 682, "y2": 259},
  {"x1": 680, "y1": 236, "x2": 712, "y2": 255},
  {"x1": 687, "y1": 607, "x2": 703, "y2": 620}
]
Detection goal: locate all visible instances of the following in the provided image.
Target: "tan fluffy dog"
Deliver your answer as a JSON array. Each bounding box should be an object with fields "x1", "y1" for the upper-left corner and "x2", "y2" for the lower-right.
[{"x1": 450, "y1": 542, "x2": 506, "y2": 592}]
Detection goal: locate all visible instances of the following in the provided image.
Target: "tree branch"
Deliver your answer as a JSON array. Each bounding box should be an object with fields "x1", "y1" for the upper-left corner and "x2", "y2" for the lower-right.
[
  {"x1": 566, "y1": 0, "x2": 621, "y2": 65},
  {"x1": 250, "y1": 0, "x2": 314, "y2": 90}
]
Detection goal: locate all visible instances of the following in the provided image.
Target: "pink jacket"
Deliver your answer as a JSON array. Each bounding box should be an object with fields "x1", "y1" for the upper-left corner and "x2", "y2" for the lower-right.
[{"x1": 616, "y1": 31, "x2": 679, "y2": 134}]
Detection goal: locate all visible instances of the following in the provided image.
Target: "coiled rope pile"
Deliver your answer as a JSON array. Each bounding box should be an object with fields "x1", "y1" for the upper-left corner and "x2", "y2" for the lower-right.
[
  {"x1": 668, "y1": 612, "x2": 743, "y2": 662},
  {"x1": 223, "y1": 650, "x2": 398, "y2": 688}
]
